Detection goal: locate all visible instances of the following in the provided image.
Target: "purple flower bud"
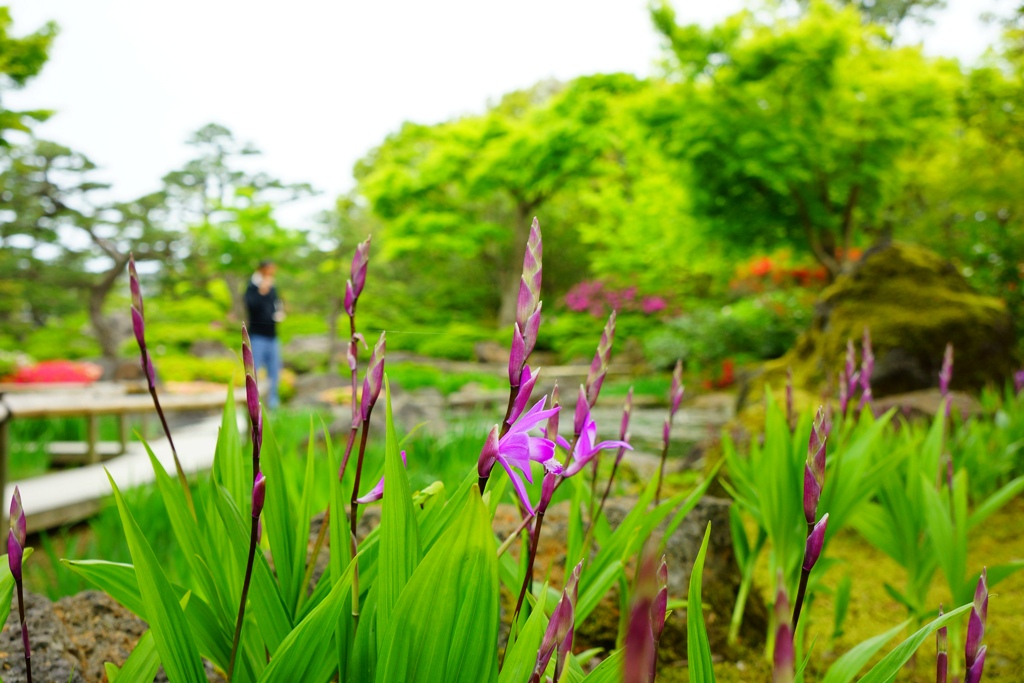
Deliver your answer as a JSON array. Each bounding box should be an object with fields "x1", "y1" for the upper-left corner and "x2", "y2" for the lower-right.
[
  {"x1": 356, "y1": 451, "x2": 407, "y2": 503},
  {"x1": 517, "y1": 218, "x2": 543, "y2": 334},
  {"x1": 804, "y1": 409, "x2": 827, "y2": 524},
  {"x1": 838, "y1": 375, "x2": 849, "y2": 416},
  {"x1": 131, "y1": 306, "x2": 146, "y2": 351},
  {"x1": 1015, "y1": 369, "x2": 1024, "y2": 395},
  {"x1": 662, "y1": 417, "x2": 671, "y2": 449},
  {"x1": 845, "y1": 339, "x2": 857, "y2": 390},
  {"x1": 360, "y1": 332, "x2": 386, "y2": 421},
  {"x1": 478, "y1": 425, "x2": 500, "y2": 479},
  {"x1": 965, "y1": 646, "x2": 987, "y2": 683},
  {"x1": 145, "y1": 356, "x2": 156, "y2": 387},
  {"x1": 344, "y1": 280, "x2": 356, "y2": 318},
  {"x1": 966, "y1": 569, "x2": 988, "y2": 669},
  {"x1": 524, "y1": 304, "x2": 542, "y2": 358},
  {"x1": 508, "y1": 365, "x2": 539, "y2": 426},
  {"x1": 544, "y1": 382, "x2": 560, "y2": 442},
  {"x1": 347, "y1": 347, "x2": 357, "y2": 372},
  {"x1": 241, "y1": 325, "x2": 255, "y2": 379},
  {"x1": 937, "y1": 606, "x2": 948, "y2": 683},
  {"x1": 670, "y1": 359, "x2": 684, "y2": 417},
  {"x1": 128, "y1": 255, "x2": 143, "y2": 316},
  {"x1": 539, "y1": 471, "x2": 558, "y2": 513},
  {"x1": 802, "y1": 514, "x2": 829, "y2": 571},
  {"x1": 8, "y1": 488, "x2": 25, "y2": 583},
  {"x1": 621, "y1": 387, "x2": 634, "y2": 441},
  {"x1": 534, "y1": 560, "x2": 579, "y2": 680},
  {"x1": 574, "y1": 384, "x2": 588, "y2": 437},
  {"x1": 350, "y1": 236, "x2": 371, "y2": 299},
  {"x1": 509, "y1": 324, "x2": 526, "y2": 387},
  {"x1": 773, "y1": 583, "x2": 794, "y2": 683},
  {"x1": 585, "y1": 312, "x2": 616, "y2": 407},
  {"x1": 939, "y1": 343, "x2": 954, "y2": 397},
  {"x1": 624, "y1": 555, "x2": 657, "y2": 683},
  {"x1": 256, "y1": 517, "x2": 263, "y2": 544},
  {"x1": 803, "y1": 465, "x2": 822, "y2": 526},
  {"x1": 252, "y1": 471, "x2": 266, "y2": 518}
]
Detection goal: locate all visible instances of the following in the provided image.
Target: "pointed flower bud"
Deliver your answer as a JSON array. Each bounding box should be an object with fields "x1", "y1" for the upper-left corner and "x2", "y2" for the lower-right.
[
  {"x1": 544, "y1": 382, "x2": 560, "y2": 442},
  {"x1": 251, "y1": 471, "x2": 266, "y2": 518},
  {"x1": 360, "y1": 332, "x2": 386, "y2": 421},
  {"x1": 516, "y1": 218, "x2": 543, "y2": 334},
  {"x1": 241, "y1": 325, "x2": 261, "y2": 429},
  {"x1": 804, "y1": 408, "x2": 827, "y2": 524},
  {"x1": 533, "y1": 560, "x2": 579, "y2": 681},
  {"x1": 478, "y1": 425, "x2": 500, "y2": 479},
  {"x1": 574, "y1": 384, "x2": 588, "y2": 438},
  {"x1": 966, "y1": 647, "x2": 987, "y2": 683},
  {"x1": 802, "y1": 514, "x2": 829, "y2": 571},
  {"x1": 344, "y1": 280, "x2": 356, "y2": 318},
  {"x1": 585, "y1": 312, "x2": 616, "y2": 407},
  {"x1": 773, "y1": 580, "x2": 794, "y2": 683},
  {"x1": 539, "y1": 470, "x2": 558, "y2": 512},
  {"x1": 939, "y1": 342, "x2": 954, "y2": 397},
  {"x1": 966, "y1": 568, "x2": 988, "y2": 671},
  {"x1": 524, "y1": 303, "x2": 542, "y2": 358},
  {"x1": 624, "y1": 554, "x2": 657, "y2": 683},
  {"x1": 509, "y1": 323, "x2": 527, "y2": 387},
  {"x1": 350, "y1": 236, "x2": 371, "y2": 299},
  {"x1": 128, "y1": 255, "x2": 144, "y2": 316},
  {"x1": 936, "y1": 606, "x2": 948, "y2": 683},
  {"x1": 508, "y1": 365, "x2": 539, "y2": 426},
  {"x1": 670, "y1": 359, "x2": 684, "y2": 417},
  {"x1": 8, "y1": 488, "x2": 25, "y2": 583},
  {"x1": 1015, "y1": 369, "x2": 1024, "y2": 395}
]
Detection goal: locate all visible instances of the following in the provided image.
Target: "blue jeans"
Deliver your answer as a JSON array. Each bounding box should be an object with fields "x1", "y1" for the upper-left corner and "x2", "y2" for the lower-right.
[{"x1": 250, "y1": 334, "x2": 281, "y2": 409}]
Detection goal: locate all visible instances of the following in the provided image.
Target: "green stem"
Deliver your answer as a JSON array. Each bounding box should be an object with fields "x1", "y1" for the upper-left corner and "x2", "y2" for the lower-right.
[{"x1": 227, "y1": 515, "x2": 259, "y2": 682}]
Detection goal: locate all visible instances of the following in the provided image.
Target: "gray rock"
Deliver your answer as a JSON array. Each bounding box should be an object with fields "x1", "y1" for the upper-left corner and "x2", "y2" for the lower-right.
[{"x1": 0, "y1": 591, "x2": 86, "y2": 683}]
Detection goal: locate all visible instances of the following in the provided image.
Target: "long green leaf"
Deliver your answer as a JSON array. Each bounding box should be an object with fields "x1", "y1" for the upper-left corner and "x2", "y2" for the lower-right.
[
  {"x1": 376, "y1": 376, "x2": 422, "y2": 650},
  {"x1": 582, "y1": 649, "x2": 623, "y2": 682},
  {"x1": 687, "y1": 523, "x2": 715, "y2": 683},
  {"x1": 106, "y1": 630, "x2": 160, "y2": 683},
  {"x1": 257, "y1": 557, "x2": 357, "y2": 683},
  {"x1": 859, "y1": 603, "x2": 971, "y2": 683},
  {"x1": 375, "y1": 485, "x2": 498, "y2": 683},
  {"x1": 498, "y1": 586, "x2": 549, "y2": 683},
  {"x1": 106, "y1": 471, "x2": 206, "y2": 683},
  {"x1": 819, "y1": 620, "x2": 910, "y2": 683},
  {"x1": 325, "y1": 421, "x2": 355, "y2": 676},
  {"x1": 261, "y1": 415, "x2": 303, "y2": 612},
  {"x1": 213, "y1": 385, "x2": 247, "y2": 505}
]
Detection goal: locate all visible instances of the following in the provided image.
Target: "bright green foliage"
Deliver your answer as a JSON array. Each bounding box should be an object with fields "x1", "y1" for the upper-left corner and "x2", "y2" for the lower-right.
[
  {"x1": 650, "y1": 1, "x2": 958, "y2": 277},
  {"x1": 0, "y1": 7, "x2": 56, "y2": 144},
  {"x1": 686, "y1": 523, "x2": 716, "y2": 683}
]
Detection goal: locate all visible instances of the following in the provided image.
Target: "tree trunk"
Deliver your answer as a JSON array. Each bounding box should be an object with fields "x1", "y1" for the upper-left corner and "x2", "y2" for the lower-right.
[
  {"x1": 88, "y1": 259, "x2": 129, "y2": 360},
  {"x1": 497, "y1": 205, "x2": 534, "y2": 327}
]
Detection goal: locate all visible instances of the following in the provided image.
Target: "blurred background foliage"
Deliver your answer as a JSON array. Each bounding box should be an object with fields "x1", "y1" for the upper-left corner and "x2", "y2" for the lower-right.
[{"x1": 3, "y1": 0, "x2": 1024, "y2": 381}]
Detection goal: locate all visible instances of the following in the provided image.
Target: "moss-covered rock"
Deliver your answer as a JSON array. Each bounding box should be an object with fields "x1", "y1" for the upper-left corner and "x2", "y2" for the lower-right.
[{"x1": 766, "y1": 243, "x2": 1017, "y2": 397}]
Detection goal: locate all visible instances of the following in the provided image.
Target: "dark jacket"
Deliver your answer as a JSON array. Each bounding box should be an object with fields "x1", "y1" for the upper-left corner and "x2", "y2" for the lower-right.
[{"x1": 245, "y1": 279, "x2": 279, "y2": 338}]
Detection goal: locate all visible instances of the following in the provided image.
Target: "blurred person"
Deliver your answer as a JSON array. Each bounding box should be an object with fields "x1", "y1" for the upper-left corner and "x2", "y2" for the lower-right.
[{"x1": 245, "y1": 259, "x2": 285, "y2": 409}]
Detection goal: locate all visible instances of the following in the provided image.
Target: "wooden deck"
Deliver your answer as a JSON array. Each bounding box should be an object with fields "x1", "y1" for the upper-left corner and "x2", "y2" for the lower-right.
[{"x1": 0, "y1": 384, "x2": 242, "y2": 532}]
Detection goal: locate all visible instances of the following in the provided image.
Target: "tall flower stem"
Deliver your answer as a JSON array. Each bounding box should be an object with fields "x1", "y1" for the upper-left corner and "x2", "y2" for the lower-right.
[
  {"x1": 227, "y1": 515, "x2": 259, "y2": 682},
  {"x1": 9, "y1": 489, "x2": 30, "y2": 683},
  {"x1": 348, "y1": 417, "x2": 372, "y2": 627}
]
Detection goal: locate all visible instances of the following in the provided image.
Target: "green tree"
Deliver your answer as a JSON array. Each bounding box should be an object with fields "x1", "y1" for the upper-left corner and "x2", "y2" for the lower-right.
[
  {"x1": 356, "y1": 75, "x2": 644, "y2": 325},
  {"x1": 649, "y1": 1, "x2": 958, "y2": 278},
  {"x1": 0, "y1": 7, "x2": 56, "y2": 144}
]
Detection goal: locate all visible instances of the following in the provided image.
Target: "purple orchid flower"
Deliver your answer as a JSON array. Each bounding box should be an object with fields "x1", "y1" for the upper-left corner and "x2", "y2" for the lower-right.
[
  {"x1": 508, "y1": 365, "x2": 540, "y2": 426},
  {"x1": 557, "y1": 405, "x2": 631, "y2": 478},
  {"x1": 584, "y1": 312, "x2": 616, "y2": 407},
  {"x1": 965, "y1": 569, "x2": 988, "y2": 683},
  {"x1": 356, "y1": 450, "x2": 408, "y2": 504},
  {"x1": 478, "y1": 398, "x2": 560, "y2": 514},
  {"x1": 252, "y1": 471, "x2": 266, "y2": 519},
  {"x1": 859, "y1": 328, "x2": 874, "y2": 410}
]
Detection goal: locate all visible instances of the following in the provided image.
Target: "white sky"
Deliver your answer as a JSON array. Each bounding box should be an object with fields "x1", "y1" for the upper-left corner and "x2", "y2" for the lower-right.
[{"x1": 4, "y1": 0, "x2": 1015, "y2": 226}]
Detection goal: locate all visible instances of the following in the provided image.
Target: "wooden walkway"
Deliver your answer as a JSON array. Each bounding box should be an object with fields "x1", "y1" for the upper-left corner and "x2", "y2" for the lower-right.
[{"x1": 6, "y1": 414, "x2": 233, "y2": 533}]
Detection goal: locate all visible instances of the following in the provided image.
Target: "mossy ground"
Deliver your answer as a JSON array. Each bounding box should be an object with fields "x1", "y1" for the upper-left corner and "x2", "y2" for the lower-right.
[{"x1": 655, "y1": 495, "x2": 1024, "y2": 682}]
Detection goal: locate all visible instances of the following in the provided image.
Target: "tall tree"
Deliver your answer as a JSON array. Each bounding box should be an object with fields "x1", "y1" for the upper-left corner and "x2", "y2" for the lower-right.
[
  {"x1": 357, "y1": 74, "x2": 645, "y2": 325},
  {"x1": 649, "y1": 1, "x2": 958, "y2": 278}
]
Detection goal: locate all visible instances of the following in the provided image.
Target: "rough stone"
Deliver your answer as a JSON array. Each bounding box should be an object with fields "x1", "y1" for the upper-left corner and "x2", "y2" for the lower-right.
[
  {"x1": 758, "y1": 242, "x2": 1017, "y2": 401},
  {"x1": 0, "y1": 591, "x2": 86, "y2": 683}
]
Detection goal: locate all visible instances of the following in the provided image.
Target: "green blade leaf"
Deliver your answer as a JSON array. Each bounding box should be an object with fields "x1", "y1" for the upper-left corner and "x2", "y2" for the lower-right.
[
  {"x1": 261, "y1": 415, "x2": 303, "y2": 612},
  {"x1": 256, "y1": 557, "x2": 357, "y2": 683},
  {"x1": 859, "y1": 603, "x2": 971, "y2": 683},
  {"x1": 106, "y1": 629, "x2": 159, "y2": 683},
  {"x1": 687, "y1": 523, "x2": 716, "y2": 683},
  {"x1": 106, "y1": 471, "x2": 206, "y2": 683},
  {"x1": 376, "y1": 375, "x2": 422, "y2": 650},
  {"x1": 497, "y1": 586, "x2": 549, "y2": 683},
  {"x1": 582, "y1": 649, "x2": 623, "y2": 682},
  {"x1": 820, "y1": 620, "x2": 910, "y2": 683},
  {"x1": 374, "y1": 485, "x2": 498, "y2": 683}
]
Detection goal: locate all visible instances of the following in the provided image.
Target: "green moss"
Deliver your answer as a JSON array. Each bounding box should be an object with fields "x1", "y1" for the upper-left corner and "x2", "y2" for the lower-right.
[{"x1": 762, "y1": 243, "x2": 1017, "y2": 399}]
